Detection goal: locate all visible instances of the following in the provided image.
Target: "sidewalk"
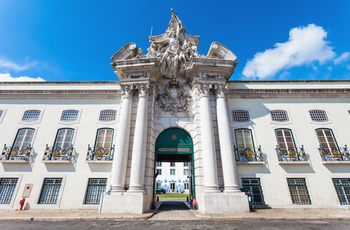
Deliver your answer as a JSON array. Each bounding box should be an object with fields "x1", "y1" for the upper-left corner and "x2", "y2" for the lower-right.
[{"x1": 0, "y1": 203, "x2": 349, "y2": 221}]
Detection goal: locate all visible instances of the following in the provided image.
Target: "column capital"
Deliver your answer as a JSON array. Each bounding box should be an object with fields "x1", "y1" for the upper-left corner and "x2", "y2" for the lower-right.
[
  {"x1": 214, "y1": 83, "x2": 228, "y2": 98},
  {"x1": 135, "y1": 83, "x2": 149, "y2": 98},
  {"x1": 196, "y1": 82, "x2": 212, "y2": 98},
  {"x1": 121, "y1": 84, "x2": 134, "y2": 99}
]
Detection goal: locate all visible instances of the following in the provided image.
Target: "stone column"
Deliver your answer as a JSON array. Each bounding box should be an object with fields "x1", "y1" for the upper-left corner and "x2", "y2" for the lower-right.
[
  {"x1": 129, "y1": 83, "x2": 149, "y2": 193},
  {"x1": 215, "y1": 84, "x2": 240, "y2": 192},
  {"x1": 110, "y1": 84, "x2": 134, "y2": 192},
  {"x1": 198, "y1": 83, "x2": 219, "y2": 192}
]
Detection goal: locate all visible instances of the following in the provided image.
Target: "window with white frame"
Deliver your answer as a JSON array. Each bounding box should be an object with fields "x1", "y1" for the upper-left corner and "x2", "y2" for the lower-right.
[
  {"x1": 287, "y1": 178, "x2": 311, "y2": 205},
  {"x1": 232, "y1": 110, "x2": 250, "y2": 122},
  {"x1": 156, "y1": 168, "x2": 162, "y2": 175},
  {"x1": 234, "y1": 129, "x2": 255, "y2": 151},
  {"x1": 184, "y1": 182, "x2": 189, "y2": 190},
  {"x1": 12, "y1": 128, "x2": 35, "y2": 151},
  {"x1": 315, "y1": 128, "x2": 338, "y2": 154},
  {"x1": 183, "y1": 169, "x2": 189, "y2": 175},
  {"x1": 309, "y1": 109, "x2": 328, "y2": 122},
  {"x1": 60, "y1": 110, "x2": 79, "y2": 122},
  {"x1": 53, "y1": 128, "x2": 74, "y2": 151},
  {"x1": 275, "y1": 129, "x2": 296, "y2": 150},
  {"x1": 170, "y1": 169, "x2": 175, "y2": 175},
  {"x1": 170, "y1": 162, "x2": 175, "y2": 167},
  {"x1": 156, "y1": 162, "x2": 162, "y2": 167},
  {"x1": 332, "y1": 178, "x2": 350, "y2": 205},
  {"x1": 270, "y1": 110, "x2": 289, "y2": 122},
  {"x1": 84, "y1": 178, "x2": 107, "y2": 204},
  {"x1": 22, "y1": 110, "x2": 41, "y2": 122},
  {"x1": 0, "y1": 178, "x2": 18, "y2": 204},
  {"x1": 99, "y1": 110, "x2": 117, "y2": 122},
  {"x1": 184, "y1": 162, "x2": 189, "y2": 167},
  {"x1": 38, "y1": 178, "x2": 63, "y2": 204},
  {"x1": 94, "y1": 128, "x2": 113, "y2": 152}
]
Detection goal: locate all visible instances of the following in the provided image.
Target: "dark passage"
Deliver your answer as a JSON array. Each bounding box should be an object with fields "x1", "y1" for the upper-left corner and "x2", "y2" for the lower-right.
[{"x1": 157, "y1": 201, "x2": 189, "y2": 211}]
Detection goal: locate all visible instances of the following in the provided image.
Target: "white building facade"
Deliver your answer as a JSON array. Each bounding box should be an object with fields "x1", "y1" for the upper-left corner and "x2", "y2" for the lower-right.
[{"x1": 1, "y1": 12, "x2": 350, "y2": 214}]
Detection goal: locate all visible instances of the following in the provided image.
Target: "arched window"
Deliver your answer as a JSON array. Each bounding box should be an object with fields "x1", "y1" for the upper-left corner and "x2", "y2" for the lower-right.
[
  {"x1": 12, "y1": 128, "x2": 35, "y2": 151},
  {"x1": 94, "y1": 128, "x2": 114, "y2": 152},
  {"x1": 315, "y1": 128, "x2": 338, "y2": 154},
  {"x1": 275, "y1": 128, "x2": 296, "y2": 150},
  {"x1": 234, "y1": 128, "x2": 254, "y2": 150},
  {"x1": 53, "y1": 128, "x2": 75, "y2": 151}
]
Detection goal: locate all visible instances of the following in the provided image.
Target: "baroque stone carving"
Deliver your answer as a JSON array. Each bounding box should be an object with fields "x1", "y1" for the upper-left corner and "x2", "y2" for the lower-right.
[{"x1": 157, "y1": 77, "x2": 191, "y2": 114}]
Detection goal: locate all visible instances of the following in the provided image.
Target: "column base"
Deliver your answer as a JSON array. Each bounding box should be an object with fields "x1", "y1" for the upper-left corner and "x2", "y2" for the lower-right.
[
  {"x1": 198, "y1": 192, "x2": 250, "y2": 214},
  {"x1": 99, "y1": 192, "x2": 149, "y2": 214}
]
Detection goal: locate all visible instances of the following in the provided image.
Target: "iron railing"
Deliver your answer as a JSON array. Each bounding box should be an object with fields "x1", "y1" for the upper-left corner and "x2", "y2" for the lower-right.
[
  {"x1": 0, "y1": 144, "x2": 33, "y2": 162},
  {"x1": 318, "y1": 145, "x2": 350, "y2": 162},
  {"x1": 42, "y1": 144, "x2": 75, "y2": 162},
  {"x1": 276, "y1": 145, "x2": 308, "y2": 162},
  {"x1": 86, "y1": 144, "x2": 115, "y2": 161},
  {"x1": 234, "y1": 145, "x2": 264, "y2": 162}
]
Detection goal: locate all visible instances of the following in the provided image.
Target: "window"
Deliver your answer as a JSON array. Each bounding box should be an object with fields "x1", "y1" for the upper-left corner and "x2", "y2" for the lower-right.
[
  {"x1": 332, "y1": 178, "x2": 350, "y2": 205},
  {"x1": 183, "y1": 169, "x2": 189, "y2": 175},
  {"x1": 170, "y1": 169, "x2": 175, "y2": 175},
  {"x1": 0, "y1": 178, "x2": 18, "y2": 204},
  {"x1": 53, "y1": 128, "x2": 74, "y2": 151},
  {"x1": 309, "y1": 109, "x2": 328, "y2": 122},
  {"x1": 316, "y1": 128, "x2": 338, "y2": 154},
  {"x1": 12, "y1": 128, "x2": 35, "y2": 151},
  {"x1": 184, "y1": 182, "x2": 189, "y2": 190},
  {"x1": 170, "y1": 162, "x2": 175, "y2": 167},
  {"x1": 184, "y1": 162, "x2": 189, "y2": 167},
  {"x1": 235, "y1": 129, "x2": 254, "y2": 150},
  {"x1": 60, "y1": 110, "x2": 79, "y2": 122},
  {"x1": 84, "y1": 178, "x2": 107, "y2": 204},
  {"x1": 22, "y1": 110, "x2": 41, "y2": 122},
  {"x1": 99, "y1": 110, "x2": 117, "y2": 122},
  {"x1": 275, "y1": 129, "x2": 296, "y2": 150},
  {"x1": 156, "y1": 162, "x2": 162, "y2": 167},
  {"x1": 232, "y1": 110, "x2": 250, "y2": 122},
  {"x1": 95, "y1": 128, "x2": 113, "y2": 152},
  {"x1": 38, "y1": 178, "x2": 63, "y2": 204},
  {"x1": 287, "y1": 178, "x2": 311, "y2": 205},
  {"x1": 241, "y1": 178, "x2": 265, "y2": 205},
  {"x1": 270, "y1": 110, "x2": 289, "y2": 122},
  {"x1": 0, "y1": 110, "x2": 4, "y2": 120},
  {"x1": 156, "y1": 182, "x2": 162, "y2": 189},
  {"x1": 156, "y1": 169, "x2": 162, "y2": 175}
]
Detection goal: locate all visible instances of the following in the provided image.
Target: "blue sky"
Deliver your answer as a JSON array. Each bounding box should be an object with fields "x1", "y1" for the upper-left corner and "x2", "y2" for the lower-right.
[{"x1": 0, "y1": 0, "x2": 349, "y2": 82}]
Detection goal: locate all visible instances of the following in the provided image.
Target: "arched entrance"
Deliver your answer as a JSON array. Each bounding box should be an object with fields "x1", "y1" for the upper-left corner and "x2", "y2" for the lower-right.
[{"x1": 154, "y1": 128, "x2": 196, "y2": 201}]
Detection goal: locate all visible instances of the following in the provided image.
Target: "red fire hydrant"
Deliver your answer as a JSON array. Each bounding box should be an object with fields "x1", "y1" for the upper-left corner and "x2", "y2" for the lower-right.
[{"x1": 19, "y1": 198, "x2": 25, "y2": 210}]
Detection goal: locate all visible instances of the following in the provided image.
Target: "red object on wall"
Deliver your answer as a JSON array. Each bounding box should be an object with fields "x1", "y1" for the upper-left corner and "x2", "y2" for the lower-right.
[{"x1": 19, "y1": 198, "x2": 25, "y2": 210}]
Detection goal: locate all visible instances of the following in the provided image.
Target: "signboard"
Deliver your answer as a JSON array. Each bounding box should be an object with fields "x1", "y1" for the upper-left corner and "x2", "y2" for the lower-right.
[
  {"x1": 155, "y1": 128, "x2": 193, "y2": 155},
  {"x1": 22, "y1": 184, "x2": 33, "y2": 198}
]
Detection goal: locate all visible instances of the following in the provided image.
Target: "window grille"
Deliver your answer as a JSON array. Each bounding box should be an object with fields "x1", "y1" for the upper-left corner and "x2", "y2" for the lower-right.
[
  {"x1": 12, "y1": 128, "x2": 35, "y2": 151},
  {"x1": 170, "y1": 169, "x2": 175, "y2": 175},
  {"x1": 332, "y1": 178, "x2": 350, "y2": 205},
  {"x1": 275, "y1": 129, "x2": 296, "y2": 150},
  {"x1": 316, "y1": 128, "x2": 338, "y2": 154},
  {"x1": 241, "y1": 178, "x2": 265, "y2": 205},
  {"x1": 270, "y1": 110, "x2": 289, "y2": 122},
  {"x1": 99, "y1": 110, "x2": 117, "y2": 122},
  {"x1": 183, "y1": 169, "x2": 189, "y2": 175},
  {"x1": 60, "y1": 110, "x2": 79, "y2": 122},
  {"x1": 84, "y1": 178, "x2": 107, "y2": 204},
  {"x1": 38, "y1": 178, "x2": 62, "y2": 204},
  {"x1": 95, "y1": 128, "x2": 113, "y2": 152},
  {"x1": 22, "y1": 110, "x2": 41, "y2": 122},
  {"x1": 0, "y1": 178, "x2": 18, "y2": 204},
  {"x1": 235, "y1": 129, "x2": 254, "y2": 150},
  {"x1": 156, "y1": 169, "x2": 162, "y2": 175},
  {"x1": 232, "y1": 110, "x2": 250, "y2": 122},
  {"x1": 309, "y1": 110, "x2": 328, "y2": 122},
  {"x1": 287, "y1": 178, "x2": 311, "y2": 205},
  {"x1": 53, "y1": 128, "x2": 74, "y2": 151}
]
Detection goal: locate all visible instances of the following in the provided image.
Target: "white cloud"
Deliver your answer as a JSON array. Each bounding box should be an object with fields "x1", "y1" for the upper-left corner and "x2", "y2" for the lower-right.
[
  {"x1": 0, "y1": 72, "x2": 45, "y2": 82},
  {"x1": 242, "y1": 24, "x2": 335, "y2": 79},
  {"x1": 334, "y1": 52, "x2": 350, "y2": 65},
  {"x1": 0, "y1": 59, "x2": 38, "y2": 71}
]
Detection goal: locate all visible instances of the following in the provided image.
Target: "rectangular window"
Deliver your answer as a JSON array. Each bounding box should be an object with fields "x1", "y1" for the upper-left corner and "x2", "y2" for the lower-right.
[
  {"x1": 22, "y1": 110, "x2": 41, "y2": 122},
  {"x1": 12, "y1": 128, "x2": 35, "y2": 151},
  {"x1": 183, "y1": 169, "x2": 189, "y2": 175},
  {"x1": 38, "y1": 178, "x2": 62, "y2": 204},
  {"x1": 241, "y1": 178, "x2": 265, "y2": 205},
  {"x1": 184, "y1": 182, "x2": 189, "y2": 190},
  {"x1": 309, "y1": 110, "x2": 328, "y2": 122},
  {"x1": 332, "y1": 178, "x2": 350, "y2": 205},
  {"x1": 99, "y1": 110, "x2": 117, "y2": 122},
  {"x1": 183, "y1": 162, "x2": 189, "y2": 167},
  {"x1": 287, "y1": 178, "x2": 311, "y2": 205},
  {"x1": 156, "y1": 169, "x2": 162, "y2": 175},
  {"x1": 60, "y1": 110, "x2": 79, "y2": 122},
  {"x1": 95, "y1": 128, "x2": 113, "y2": 152},
  {"x1": 156, "y1": 182, "x2": 162, "y2": 189},
  {"x1": 54, "y1": 128, "x2": 74, "y2": 151},
  {"x1": 170, "y1": 162, "x2": 175, "y2": 167},
  {"x1": 170, "y1": 169, "x2": 175, "y2": 175},
  {"x1": 156, "y1": 162, "x2": 162, "y2": 167},
  {"x1": 84, "y1": 178, "x2": 107, "y2": 204},
  {"x1": 0, "y1": 178, "x2": 18, "y2": 204},
  {"x1": 270, "y1": 110, "x2": 289, "y2": 122},
  {"x1": 232, "y1": 110, "x2": 250, "y2": 122}
]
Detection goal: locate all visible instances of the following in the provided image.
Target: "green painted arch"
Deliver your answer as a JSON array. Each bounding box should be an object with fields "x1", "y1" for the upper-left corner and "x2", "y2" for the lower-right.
[{"x1": 155, "y1": 128, "x2": 193, "y2": 155}]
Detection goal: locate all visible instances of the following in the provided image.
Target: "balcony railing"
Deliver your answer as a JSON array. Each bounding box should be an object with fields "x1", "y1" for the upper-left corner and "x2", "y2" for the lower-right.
[
  {"x1": 0, "y1": 144, "x2": 33, "y2": 162},
  {"x1": 42, "y1": 144, "x2": 75, "y2": 162},
  {"x1": 318, "y1": 145, "x2": 350, "y2": 162},
  {"x1": 234, "y1": 145, "x2": 264, "y2": 163},
  {"x1": 86, "y1": 144, "x2": 115, "y2": 162},
  {"x1": 276, "y1": 145, "x2": 308, "y2": 162}
]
